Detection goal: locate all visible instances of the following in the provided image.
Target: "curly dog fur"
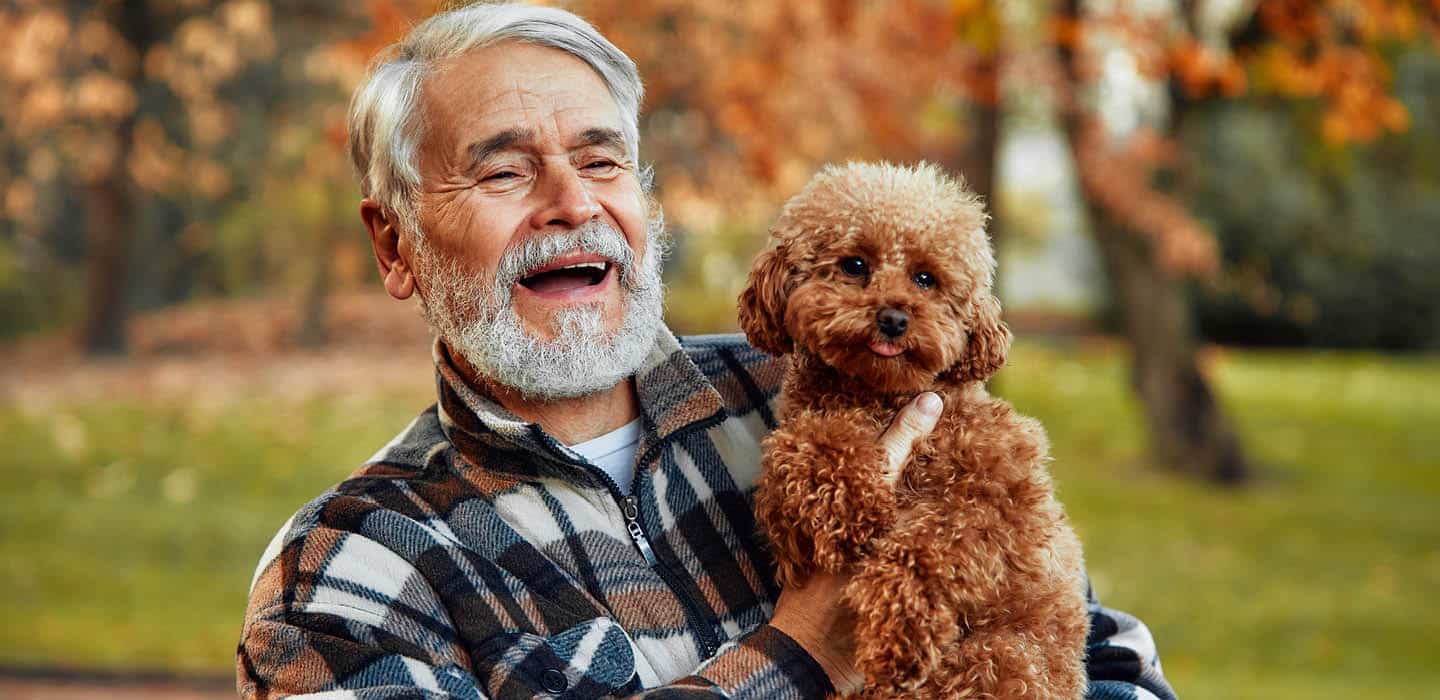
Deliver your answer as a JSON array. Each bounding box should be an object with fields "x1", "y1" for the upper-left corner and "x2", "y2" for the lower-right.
[{"x1": 740, "y1": 162, "x2": 1089, "y2": 699}]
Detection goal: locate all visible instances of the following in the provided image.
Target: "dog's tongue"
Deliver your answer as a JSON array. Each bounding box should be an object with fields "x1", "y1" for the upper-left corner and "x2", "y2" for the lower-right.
[{"x1": 870, "y1": 341, "x2": 904, "y2": 357}]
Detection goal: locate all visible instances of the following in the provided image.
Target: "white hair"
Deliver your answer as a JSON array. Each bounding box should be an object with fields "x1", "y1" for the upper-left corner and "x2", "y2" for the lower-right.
[
  {"x1": 416, "y1": 214, "x2": 670, "y2": 399},
  {"x1": 347, "y1": 1, "x2": 647, "y2": 237}
]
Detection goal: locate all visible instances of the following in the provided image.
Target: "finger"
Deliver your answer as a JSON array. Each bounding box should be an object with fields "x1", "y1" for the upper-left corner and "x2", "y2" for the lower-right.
[{"x1": 878, "y1": 392, "x2": 942, "y2": 485}]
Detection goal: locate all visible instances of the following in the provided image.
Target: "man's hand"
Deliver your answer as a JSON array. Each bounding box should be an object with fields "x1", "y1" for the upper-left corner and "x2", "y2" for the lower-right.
[{"x1": 767, "y1": 392, "x2": 943, "y2": 694}]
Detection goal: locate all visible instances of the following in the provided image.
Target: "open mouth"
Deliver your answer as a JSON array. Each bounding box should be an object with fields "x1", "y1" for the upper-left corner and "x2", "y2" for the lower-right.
[{"x1": 517, "y1": 259, "x2": 613, "y2": 295}]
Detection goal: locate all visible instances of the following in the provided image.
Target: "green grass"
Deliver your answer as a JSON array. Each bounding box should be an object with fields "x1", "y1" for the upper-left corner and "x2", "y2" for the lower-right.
[
  {"x1": 0, "y1": 390, "x2": 433, "y2": 673},
  {"x1": 2, "y1": 342, "x2": 1438, "y2": 699},
  {"x1": 1000, "y1": 341, "x2": 1440, "y2": 700}
]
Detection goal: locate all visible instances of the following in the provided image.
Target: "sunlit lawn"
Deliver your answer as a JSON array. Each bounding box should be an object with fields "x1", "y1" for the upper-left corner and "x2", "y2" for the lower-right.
[
  {"x1": 1002, "y1": 342, "x2": 1440, "y2": 700},
  {"x1": 2, "y1": 340, "x2": 1437, "y2": 699},
  {"x1": 0, "y1": 387, "x2": 431, "y2": 674}
]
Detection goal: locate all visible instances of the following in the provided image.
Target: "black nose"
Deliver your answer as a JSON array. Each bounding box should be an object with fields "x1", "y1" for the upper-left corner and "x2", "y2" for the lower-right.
[{"x1": 877, "y1": 308, "x2": 909, "y2": 338}]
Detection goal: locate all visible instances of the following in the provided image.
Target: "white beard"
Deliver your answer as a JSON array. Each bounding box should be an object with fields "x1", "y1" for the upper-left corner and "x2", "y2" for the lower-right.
[{"x1": 414, "y1": 216, "x2": 668, "y2": 400}]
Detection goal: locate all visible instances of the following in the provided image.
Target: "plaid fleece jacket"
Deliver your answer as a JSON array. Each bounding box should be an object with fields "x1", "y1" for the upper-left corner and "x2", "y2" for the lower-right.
[{"x1": 237, "y1": 330, "x2": 1178, "y2": 700}]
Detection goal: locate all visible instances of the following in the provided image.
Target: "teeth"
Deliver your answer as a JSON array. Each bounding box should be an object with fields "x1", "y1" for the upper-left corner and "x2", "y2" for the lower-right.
[{"x1": 557, "y1": 262, "x2": 607, "y2": 272}]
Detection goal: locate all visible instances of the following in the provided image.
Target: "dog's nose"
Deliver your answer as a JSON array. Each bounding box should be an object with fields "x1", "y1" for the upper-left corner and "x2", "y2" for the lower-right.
[{"x1": 876, "y1": 308, "x2": 909, "y2": 338}]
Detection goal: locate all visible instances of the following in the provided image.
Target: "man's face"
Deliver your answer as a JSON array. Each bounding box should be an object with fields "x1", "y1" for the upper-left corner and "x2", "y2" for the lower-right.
[{"x1": 403, "y1": 42, "x2": 663, "y2": 399}]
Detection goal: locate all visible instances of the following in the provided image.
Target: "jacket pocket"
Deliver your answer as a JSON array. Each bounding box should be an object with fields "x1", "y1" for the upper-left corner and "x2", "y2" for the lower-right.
[{"x1": 472, "y1": 617, "x2": 641, "y2": 699}]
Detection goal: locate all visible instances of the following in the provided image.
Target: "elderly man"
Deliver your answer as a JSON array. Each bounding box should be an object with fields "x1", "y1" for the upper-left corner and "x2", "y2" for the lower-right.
[{"x1": 237, "y1": 4, "x2": 1177, "y2": 699}]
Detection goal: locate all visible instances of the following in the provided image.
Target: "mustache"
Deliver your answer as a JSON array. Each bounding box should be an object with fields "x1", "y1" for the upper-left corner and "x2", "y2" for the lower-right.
[{"x1": 494, "y1": 221, "x2": 641, "y2": 290}]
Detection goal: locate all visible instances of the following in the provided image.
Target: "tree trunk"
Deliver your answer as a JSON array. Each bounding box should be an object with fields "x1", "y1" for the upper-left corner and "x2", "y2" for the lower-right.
[
  {"x1": 1091, "y1": 224, "x2": 1249, "y2": 483},
  {"x1": 79, "y1": 178, "x2": 133, "y2": 355},
  {"x1": 963, "y1": 101, "x2": 1002, "y2": 243},
  {"x1": 1055, "y1": 0, "x2": 1250, "y2": 484},
  {"x1": 296, "y1": 231, "x2": 334, "y2": 348},
  {"x1": 77, "y1": 0, "x2": 154, "y2": 356},
  {"x1": 959, "y1": 100, "x2": 1006, "y2": 393}
]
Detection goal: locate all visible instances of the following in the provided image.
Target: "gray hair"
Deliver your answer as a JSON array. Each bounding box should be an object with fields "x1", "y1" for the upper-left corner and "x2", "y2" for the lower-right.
[{"x1": 347, "y1": 2, "x2": 646, "y2": 238}]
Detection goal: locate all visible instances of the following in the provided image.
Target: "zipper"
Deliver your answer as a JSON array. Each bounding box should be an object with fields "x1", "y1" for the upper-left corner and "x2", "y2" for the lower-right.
[
  {"x1": 623, "y1": 459, "x2": 723, "y2": 659},
  {"x1": 532, "y1": 421, "x2": 726, "y2": 658},
  {"x1": 618, "y1": 479, "x2": 720, "y2": 657},
  {"x1": 620, "y1": 495, "x2": 658, "y2": 566}
]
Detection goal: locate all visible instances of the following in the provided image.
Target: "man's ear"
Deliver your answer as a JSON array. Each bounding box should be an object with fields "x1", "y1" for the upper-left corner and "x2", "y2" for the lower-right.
[
  {"x1": 943, "y1": 293, "x2": 1012, "y2": 384},
  {"x1": 361, "y1": 198, "x2": 415, "y2": 300},
  {"x1": 738, "y1": 243, "x2": 794, "y2": 356}
]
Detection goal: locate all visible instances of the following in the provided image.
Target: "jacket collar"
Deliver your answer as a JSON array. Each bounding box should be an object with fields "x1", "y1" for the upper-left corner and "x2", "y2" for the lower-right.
[{"x1": 432, "y1": 325, "x2": 727, "y2": 484}]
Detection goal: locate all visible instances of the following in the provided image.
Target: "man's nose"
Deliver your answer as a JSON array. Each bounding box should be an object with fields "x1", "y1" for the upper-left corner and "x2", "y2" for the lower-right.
[
  {"x1": 877, "y1": 307, "x2": 909, "y2": 338},
  {"x1": 530, "y1": 165, "x2": 602, "y2": 229}
]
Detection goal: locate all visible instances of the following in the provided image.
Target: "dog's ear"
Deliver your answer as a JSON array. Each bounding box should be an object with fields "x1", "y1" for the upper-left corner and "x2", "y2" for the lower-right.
[
  {"x1": 738, "y1": 243, "x2": 794, "y2": 356},
  {"x1": 944, "y1": 293, "x2": 1012, "y2": 383}
]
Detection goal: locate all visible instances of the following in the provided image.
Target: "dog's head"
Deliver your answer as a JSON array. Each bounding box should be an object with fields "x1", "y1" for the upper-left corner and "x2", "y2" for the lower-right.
[{"x1": 739, "y1": 161, "x2": 1010, "y2": 394}]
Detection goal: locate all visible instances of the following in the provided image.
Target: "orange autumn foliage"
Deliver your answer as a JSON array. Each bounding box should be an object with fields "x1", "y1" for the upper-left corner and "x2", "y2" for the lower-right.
[
  {"x1": 323, "y1": 0, "x2": 1436, "y2": 280},
  {"x1": 1051, "y1": 0, "x2": 1438, "y2": 276},
  {"x1": 1204, "y1": 0, "x2": 1436, "y2": 145},
  {"x1": 577, "y1": 0, "x2": 978, "y2": 205}
]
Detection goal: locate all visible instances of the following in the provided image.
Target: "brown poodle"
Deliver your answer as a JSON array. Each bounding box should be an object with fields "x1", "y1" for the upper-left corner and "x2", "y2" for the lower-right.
[{"x1": 740, "y1": 162, "x2": 1089, "y2": 699}]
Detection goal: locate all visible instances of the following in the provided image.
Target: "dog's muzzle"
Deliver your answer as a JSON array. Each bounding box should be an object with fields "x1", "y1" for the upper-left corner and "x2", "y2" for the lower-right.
[{"x1": 877, "y1": 308, "x2": 909, "y2": 338}]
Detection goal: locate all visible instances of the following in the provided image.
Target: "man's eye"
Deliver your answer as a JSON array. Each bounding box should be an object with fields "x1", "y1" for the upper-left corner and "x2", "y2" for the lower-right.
[
  {"x1": 913, "y1": 271, "x2": 936, "y2": 289},
  {"x1": 583, "y1": 160, "x2": 620, "y2": 174},
  {"x1": 840, "y1": 257, "x2": 868, "y2": 277},
  {"x1": 483, "y1": 171, "x2": 519, "y2": 182}
]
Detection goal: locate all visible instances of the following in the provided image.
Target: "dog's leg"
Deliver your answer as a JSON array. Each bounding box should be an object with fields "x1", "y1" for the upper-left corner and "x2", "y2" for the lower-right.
[
  {"x1": 847, "y1": 494, "x2": 1072, "y2": 699},
  {"x1": 910, "y1": 496, "x2": 1089, "y2": 700},
  {"x1": 755, "y1": 409, "x2": 898, "y2": 588},
  {"x1": 845, "y1": 530, "x2": 961, "y2": 696}
]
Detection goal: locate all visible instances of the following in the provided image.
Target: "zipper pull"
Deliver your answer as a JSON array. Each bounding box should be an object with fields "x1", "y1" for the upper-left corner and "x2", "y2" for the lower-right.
[{"x1": 622, "y1": 495, "x2": 658, "y2": 566}]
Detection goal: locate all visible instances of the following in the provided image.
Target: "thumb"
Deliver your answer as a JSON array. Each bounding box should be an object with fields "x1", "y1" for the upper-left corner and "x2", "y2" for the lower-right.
[{"x1": 878, "y1": 392, "x2": 942, "y2": 486}]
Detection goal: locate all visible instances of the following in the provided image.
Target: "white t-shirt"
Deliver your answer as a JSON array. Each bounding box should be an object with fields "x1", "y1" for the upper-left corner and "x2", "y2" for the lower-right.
[{"x1": 567, "y1": 418, "x2": 643, "y2": 495}]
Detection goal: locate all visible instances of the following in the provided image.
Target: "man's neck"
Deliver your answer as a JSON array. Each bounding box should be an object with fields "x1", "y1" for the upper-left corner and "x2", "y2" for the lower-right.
[{"x1": 449, "y1": 347, "x2": 640, "y2": 445}]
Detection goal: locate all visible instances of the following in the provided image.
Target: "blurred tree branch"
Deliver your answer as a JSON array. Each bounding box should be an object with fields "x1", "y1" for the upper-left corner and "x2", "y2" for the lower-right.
[{"x1": 0, "y1": 1, "x2": 373, "y2": 354}]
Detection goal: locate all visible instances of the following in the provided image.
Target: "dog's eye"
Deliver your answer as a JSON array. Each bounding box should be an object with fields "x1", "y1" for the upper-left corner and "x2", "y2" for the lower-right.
[
  {"x1": 840, "y1": 257, "x2": 868, "y2": 277},
  {"x1": 913, "y1": 271, "x2": 937, "y2": 289}
]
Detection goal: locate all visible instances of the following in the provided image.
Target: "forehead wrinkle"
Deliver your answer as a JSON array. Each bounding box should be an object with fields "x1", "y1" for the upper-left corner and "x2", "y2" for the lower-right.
[{"x1": 511, "y1": 76, "x2": 543, "y2": 126}]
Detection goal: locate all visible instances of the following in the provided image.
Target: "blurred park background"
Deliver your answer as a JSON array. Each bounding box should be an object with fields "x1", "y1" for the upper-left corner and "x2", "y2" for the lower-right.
[{"x1": 1, "y1": 0, "x2": 1438, "y2": 698}]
